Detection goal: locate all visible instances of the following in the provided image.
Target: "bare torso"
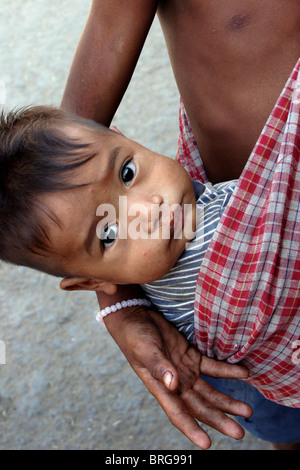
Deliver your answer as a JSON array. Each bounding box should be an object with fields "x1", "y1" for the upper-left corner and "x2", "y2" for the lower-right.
[
  {"x1": 62, "y1": 0, "x2": 300, "y2": 182},
  {"x1": 157, "y1": 0, "x2": 300, "y2": 182}
]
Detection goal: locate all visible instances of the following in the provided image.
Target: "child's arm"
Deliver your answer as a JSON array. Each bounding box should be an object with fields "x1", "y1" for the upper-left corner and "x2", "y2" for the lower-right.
[
  {"x1": 61, "y1": 0, "x2": 158, "y2": 125},
  {"x1": 98, "y1": 289, "x2": 252, "y2": 450}
]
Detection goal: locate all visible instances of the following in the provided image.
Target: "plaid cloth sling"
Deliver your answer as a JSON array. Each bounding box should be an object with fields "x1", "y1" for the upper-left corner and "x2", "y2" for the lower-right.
[{"x1": 177, "y1": 59, "x2": 300, "y2": 407}]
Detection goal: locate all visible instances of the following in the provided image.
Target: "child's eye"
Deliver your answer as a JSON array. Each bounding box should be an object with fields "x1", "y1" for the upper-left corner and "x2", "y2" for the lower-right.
[
  {"x1": 100, "y1": 224, "x2": 118, "y2": 249},
  {"x1": 121, "y1": 160, "x2": 136, "y2": 186}
]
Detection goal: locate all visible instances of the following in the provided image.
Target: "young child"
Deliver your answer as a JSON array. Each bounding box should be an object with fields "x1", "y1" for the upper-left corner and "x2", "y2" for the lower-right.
[{"x1": 0, "y1": 104, "x2": 235, "y2": 321}]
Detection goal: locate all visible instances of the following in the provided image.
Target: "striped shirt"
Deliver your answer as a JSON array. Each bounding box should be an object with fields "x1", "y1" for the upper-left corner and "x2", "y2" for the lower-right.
[{"x1": 142, "y1": 179, "x2": 237, "y2": 344}]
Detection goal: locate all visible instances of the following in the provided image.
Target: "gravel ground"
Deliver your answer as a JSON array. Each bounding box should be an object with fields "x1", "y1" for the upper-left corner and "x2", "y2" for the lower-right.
[{"x1": 0, "y1": 0, "x2": 273, "y2": 451}]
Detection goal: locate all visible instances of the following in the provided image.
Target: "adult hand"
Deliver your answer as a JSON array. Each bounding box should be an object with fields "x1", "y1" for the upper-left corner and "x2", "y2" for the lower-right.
[{"x1": 103, "y1": 306, "x2": 252, "y2": 450}]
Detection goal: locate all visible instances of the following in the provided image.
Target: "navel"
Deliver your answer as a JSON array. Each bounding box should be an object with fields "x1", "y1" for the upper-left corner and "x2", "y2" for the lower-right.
[{"x1": 227, "y1": 13, "x2": 249, "y2": 32}]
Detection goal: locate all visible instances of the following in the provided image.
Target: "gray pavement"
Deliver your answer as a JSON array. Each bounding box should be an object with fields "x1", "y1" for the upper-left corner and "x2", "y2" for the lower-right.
[{"x1": 0, "y1": 0, "x2": 273, "y2": 450}]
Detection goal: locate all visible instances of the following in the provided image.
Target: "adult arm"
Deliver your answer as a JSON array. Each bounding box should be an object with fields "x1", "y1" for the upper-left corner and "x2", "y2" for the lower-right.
[
  {"x1": 61, "y1": 0, "x2": 158, "y2": 125},
  {"x1": 98, "y1": 287, "x2": 252, "y2": 450}
]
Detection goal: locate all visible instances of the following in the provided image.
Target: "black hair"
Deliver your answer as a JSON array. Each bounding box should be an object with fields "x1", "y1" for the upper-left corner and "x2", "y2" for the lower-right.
[{"x1": 0, "y1": 105, "x2": 109, "y2": 277}]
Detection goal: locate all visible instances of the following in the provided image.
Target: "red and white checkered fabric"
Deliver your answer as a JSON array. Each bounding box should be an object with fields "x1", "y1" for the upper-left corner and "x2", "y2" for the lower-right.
[{"x1": 177, "y1": 60, "x2": 300, "y2": 407}]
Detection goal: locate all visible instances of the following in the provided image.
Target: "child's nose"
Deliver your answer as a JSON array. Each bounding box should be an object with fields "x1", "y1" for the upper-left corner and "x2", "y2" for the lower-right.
[
  {"x1": 128, "y1": 193, "x2": 164, "y2": 235},
  {"x1": 150, "y1": 194, "x2": 163, "y2": 205},
  {"x1": 132, "y1": 193, "x2": 163, "y2": 209}
]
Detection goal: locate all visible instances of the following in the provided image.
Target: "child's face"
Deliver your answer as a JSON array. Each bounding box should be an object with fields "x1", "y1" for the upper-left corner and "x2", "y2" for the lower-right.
[{"x1": 42, "y1": 125, "x2": 196, "y2": 292}]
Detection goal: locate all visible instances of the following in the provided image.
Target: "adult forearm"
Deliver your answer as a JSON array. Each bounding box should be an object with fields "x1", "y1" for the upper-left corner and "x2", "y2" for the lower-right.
[
  {"x1": 96, "y1": 284, "x2": 153, "y2": 333},
  {"x1": 61, "y1": 0, "x2": 158, "y2": 125},
  {"x1": 60, "y1": 7, "x2": 125, "y2": 125},
  {"x1": 96, "y1": 285, "x2": 146, "y2": 312}
]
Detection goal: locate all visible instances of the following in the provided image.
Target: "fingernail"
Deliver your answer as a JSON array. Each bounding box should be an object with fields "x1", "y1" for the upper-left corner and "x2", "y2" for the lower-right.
[{"x1": 163, "y1": 371, "x2": 173, "y2": 388}]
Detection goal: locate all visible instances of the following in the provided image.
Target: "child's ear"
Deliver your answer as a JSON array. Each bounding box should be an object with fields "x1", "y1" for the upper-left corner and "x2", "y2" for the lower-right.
[{"x1": 59, "y1": 277, "x2": 118, "y2": 295}]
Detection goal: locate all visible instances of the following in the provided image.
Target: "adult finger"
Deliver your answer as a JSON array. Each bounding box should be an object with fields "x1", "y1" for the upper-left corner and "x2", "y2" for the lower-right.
[
  {"x1": 180, "y1": 388, "x2": 247, "y2": 441},
  {"x1": 144, "y1": 377, "x2": 212, "y2": 449},
  {"x1": 192, "y1": 377, "x2": 253, "y2": 419}
]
